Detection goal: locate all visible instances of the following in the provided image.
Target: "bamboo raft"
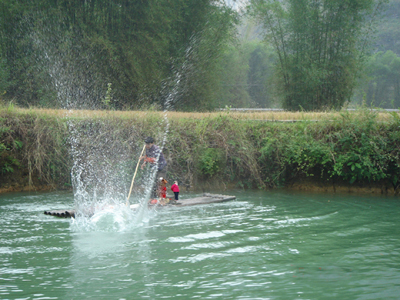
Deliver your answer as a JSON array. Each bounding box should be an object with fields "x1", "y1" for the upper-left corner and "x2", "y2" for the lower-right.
[
  {"x1": 44, "y1": 209, "x2": 75, "y2": 218},
  {"x1": 44, "y1": 193, "x2": 236, "y2": 218},
  {"x1": 172, "y1": 193, "x2": 236, "y2": 206}
]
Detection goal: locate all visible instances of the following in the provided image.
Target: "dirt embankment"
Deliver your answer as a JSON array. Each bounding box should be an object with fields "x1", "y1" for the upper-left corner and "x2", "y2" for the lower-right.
[
  {"x1": 287, "y1": 179, "x2": 398, "y2": 196},
  {"x1": 0, "y1": 167, "x2": 57, "y2": 193},
  {"x1": 1, "y1": 178, "x2": 397, "y2": 196}
]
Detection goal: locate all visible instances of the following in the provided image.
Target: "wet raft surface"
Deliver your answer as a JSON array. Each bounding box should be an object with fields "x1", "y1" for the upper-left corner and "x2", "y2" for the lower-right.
[
  {"x1": 44, "y1": 193, "x2": 236, "y2": 218},
  {"x1": 176, "y1": 193, "x2": 236, "y2": 206}
]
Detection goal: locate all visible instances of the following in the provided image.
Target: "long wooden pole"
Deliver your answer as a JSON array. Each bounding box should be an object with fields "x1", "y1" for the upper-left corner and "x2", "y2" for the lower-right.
[{"x1": 126, "y1": 144, "x2": 146, "y2": 206}]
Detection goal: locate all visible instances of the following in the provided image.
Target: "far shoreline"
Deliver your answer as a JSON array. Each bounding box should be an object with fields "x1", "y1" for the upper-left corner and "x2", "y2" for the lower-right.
[{"x1": 1, "y1": 181, "x2": 398, "y2": 196}]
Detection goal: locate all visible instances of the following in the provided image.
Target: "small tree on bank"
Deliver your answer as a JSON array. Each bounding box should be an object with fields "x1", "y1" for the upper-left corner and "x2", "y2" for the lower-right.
[{"x1": 249, "y1": 0, "x2": 386, "y2": 111}]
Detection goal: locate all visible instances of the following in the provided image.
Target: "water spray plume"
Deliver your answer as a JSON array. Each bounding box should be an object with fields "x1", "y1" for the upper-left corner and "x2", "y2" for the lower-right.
[{"x1": 32, "y1": 16, "x2": 194, "y2": 231}]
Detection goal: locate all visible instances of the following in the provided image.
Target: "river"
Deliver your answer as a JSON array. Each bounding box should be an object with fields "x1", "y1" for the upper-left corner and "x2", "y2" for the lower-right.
[{"x1": 1, "y1": 190, "x2": 399, "y2": 299}]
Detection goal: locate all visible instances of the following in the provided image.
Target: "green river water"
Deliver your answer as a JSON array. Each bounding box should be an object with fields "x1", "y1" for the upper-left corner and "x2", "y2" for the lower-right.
[{"x1": 1, "y1": 190, "x2": 399, "y2": 299}]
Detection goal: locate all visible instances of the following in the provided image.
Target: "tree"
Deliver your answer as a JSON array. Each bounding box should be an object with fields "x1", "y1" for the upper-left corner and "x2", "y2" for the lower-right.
[
  {"x1": 211, "y1": 40, "x2": 278, "y2": 109},
  {"x1": 0, "y1": 0, "x2": 238, "y2": 111},
  {"x1": 373, "y1": 0, "x2": 400, "y2": 55},
  {"x1": 168, "y1": 2, "x2": 239, "y2": 111},
  {"x1": 249, "y1": 0, "x2": 386, "y2": 111},
  {"x1": 246, "y1": 42, "x2": 276, "y2": 107},
  {"x1": 213, "y1": 43, "x2": 253, "y2": 108},
  {"x1": 356, "y1": 51, "x2": 400, "y2": 108}
]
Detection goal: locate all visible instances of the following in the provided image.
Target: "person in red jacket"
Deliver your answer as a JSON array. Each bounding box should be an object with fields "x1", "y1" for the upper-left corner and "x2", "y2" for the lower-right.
[
  {"x1": 171, "y1": 181, "x2": 180, "y2": 201},
  {"x1": 150, "y1": 177, "x2": 168, "y2": 206},
  {"x1": 159, "y1": 177, "x2": 167, "y2": 199}
]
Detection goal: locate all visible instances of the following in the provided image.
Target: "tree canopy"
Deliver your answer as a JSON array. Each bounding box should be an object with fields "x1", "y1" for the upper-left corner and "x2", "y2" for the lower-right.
[
  {"x1": 249, "y1": 0, "x2": 386, "y2": 111},
  {"x1": 1, "y1": 0, "x2": 399, "y2": 111},
  {"x1": 0, "y1": 0, "x2": 237, "y2": 111}
]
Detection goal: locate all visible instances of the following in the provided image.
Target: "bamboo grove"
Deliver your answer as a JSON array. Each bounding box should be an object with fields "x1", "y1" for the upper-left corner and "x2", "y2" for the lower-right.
[
  {"x1": 0, "y1": 1, "x2": 399, "y2": 112},
  {"x1": 0, "y1": 0, "x2": 238, "y2": 111},
  {"x1": 249, "y1": 0, "x2": 388, "y2": 110}
]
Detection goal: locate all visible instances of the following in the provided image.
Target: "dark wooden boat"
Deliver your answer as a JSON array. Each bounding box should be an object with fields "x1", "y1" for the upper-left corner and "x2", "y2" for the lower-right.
[{"x1": 44, "y1": 193, "x2": 236, "y2": 218}]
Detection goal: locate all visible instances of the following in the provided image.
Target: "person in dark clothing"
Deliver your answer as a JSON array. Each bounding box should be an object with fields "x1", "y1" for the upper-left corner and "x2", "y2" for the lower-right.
[
  {"x1": 140, "y1": 137, "x2": 167, "y2": 172},
  {"x1": 140, "y1": 137, "x2": 167, "y2": 198}
]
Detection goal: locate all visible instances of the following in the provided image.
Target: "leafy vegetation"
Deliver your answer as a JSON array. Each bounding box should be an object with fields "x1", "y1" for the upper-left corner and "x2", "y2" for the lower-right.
[
  {"x1": 248, "y1": 0, "x2": 387, "y2": 111},
  {"x1": 197, "y1": 148, "x2": 225, "y2": 177},
  {"x1": 0, "y1": 0, "x2": 237, "y2": 111},
  {"x1": 1, "y1": 1, "x2": 400, "y2": 111},
  {"x1": 215, "y1": 41, "x2": 278, "y2": 108},
  {"x1": 0, "y1": 106, "x2": 70, "y2": 189},
  {"x1": 0, "y1": 125, "x2": 22, "y2": 174},
  {"x1": 373, "y1": 0, "x2": 400, "y2": 55},
  {"x1": 1, "y1": 107, "x2": 399, "y2": 194},
  {"x1": 353, "y1": 50, "x2": 400, "y2": 108},
  {"x1": 257, "y1": 109, "x2": 400, "y2": 191}
]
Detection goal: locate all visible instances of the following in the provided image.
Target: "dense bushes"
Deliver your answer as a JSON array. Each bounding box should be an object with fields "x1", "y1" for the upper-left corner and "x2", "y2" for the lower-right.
[
  {"x1": 0, "y1": 107, "x2": 70, "y2": 189},
  {"x1": 0, "y1": 108, "x2": 399, "y2": 194},
  {"x1": 256, "y1": 110, "x2": 400, "y2": 191},
  {"x1": 0, "y1": 125, "x2": 22, "y2": 174}
]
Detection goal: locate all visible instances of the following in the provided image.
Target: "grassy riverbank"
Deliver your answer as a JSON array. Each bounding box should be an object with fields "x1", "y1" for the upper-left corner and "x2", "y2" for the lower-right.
[{"x1": 1, "y1": 106, "x2": 399, "y2": 195}]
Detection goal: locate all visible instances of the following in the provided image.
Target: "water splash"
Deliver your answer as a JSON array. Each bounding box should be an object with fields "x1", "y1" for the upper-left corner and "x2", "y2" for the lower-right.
[
  {"x1": 70, "y1": 201, "x2": 156, "y2": 232},
  {"x1": 32, "y1": 20, "x2": 192, "y2": 232}
]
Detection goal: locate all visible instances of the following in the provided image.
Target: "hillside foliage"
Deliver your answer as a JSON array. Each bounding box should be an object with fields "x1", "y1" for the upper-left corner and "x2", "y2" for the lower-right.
[
  {"x1": 0, "y1": 0, "x2": 237, "y2": 111},
  {"x1": 0, "y1": 1, "x2": 400, "y2": 111}
]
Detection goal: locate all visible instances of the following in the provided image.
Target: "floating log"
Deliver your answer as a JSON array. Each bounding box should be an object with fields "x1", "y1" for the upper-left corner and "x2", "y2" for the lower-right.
[
  {"x1": 44, "y1": 210, "x2": 75, "y2": 218},
  {"x1": 44, "y1": 193, "x2": 236, "y2": 218}
]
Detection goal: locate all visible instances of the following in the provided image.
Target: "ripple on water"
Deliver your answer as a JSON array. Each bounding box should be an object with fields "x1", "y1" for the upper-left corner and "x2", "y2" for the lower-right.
[{"x1": 2, "y1": 191, "x2": 400, "y2": 299}]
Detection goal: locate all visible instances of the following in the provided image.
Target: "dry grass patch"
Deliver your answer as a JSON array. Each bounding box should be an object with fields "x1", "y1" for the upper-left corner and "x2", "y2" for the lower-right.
[{"x1": 10, "y1": 107, "x2": 400, "y2": 122}]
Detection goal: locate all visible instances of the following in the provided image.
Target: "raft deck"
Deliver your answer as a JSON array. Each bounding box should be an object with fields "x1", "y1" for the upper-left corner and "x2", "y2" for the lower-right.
[
  {"x1": 44, "y1": 193, "x2": 236, "y2": 218},
  {"x1": 174, "y1": 193, "x2": 236, "y2": 206}
]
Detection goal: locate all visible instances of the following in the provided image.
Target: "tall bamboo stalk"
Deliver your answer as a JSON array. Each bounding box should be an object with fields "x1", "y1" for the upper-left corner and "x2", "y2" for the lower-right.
[{"x1": 126, "y1": 144, "x2": 146, "y2": 206}]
